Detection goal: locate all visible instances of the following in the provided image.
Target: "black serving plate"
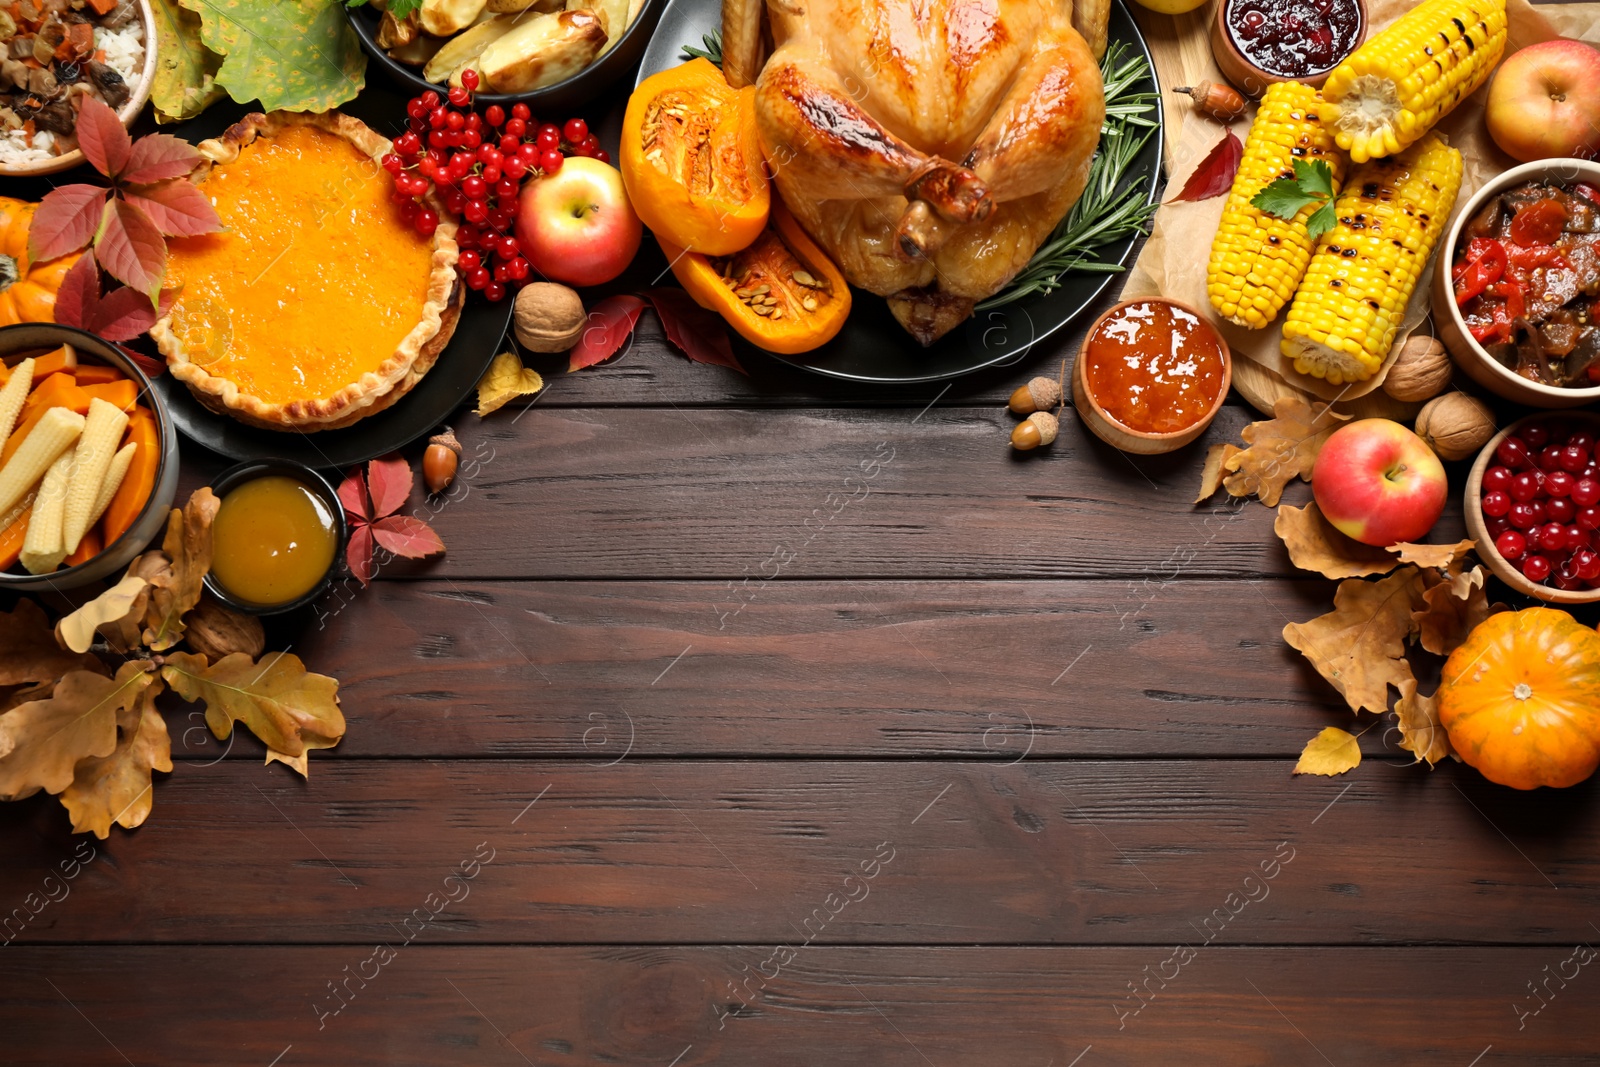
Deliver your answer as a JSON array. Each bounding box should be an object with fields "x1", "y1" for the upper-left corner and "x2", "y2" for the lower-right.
[
  {"x1": 147, "y1": 91, "x2": 512, "y2": 471},
  {"x1": 637, "y1": 0, "x2": 1164, "y2": 384},
  {"x1": 348, "y1": 0, "x2": 667, "y2": 115}
]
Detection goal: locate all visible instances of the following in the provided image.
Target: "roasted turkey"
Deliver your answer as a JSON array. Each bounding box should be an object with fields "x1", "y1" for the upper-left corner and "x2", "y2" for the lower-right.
[{"x1": 722, "y1": 0, "x2": 1106, "y2": 344}]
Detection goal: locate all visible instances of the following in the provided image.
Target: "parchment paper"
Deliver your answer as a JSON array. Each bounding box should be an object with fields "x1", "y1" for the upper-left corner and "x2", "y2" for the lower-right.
[{"x1": 1121, "y1": 0, "x2": 1600, "y2": 405}]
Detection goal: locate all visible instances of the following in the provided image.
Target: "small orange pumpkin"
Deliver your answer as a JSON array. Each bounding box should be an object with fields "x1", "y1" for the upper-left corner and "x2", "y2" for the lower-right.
[
  {"x1": 0, "y1": 196, "x2": 80, "y2": 327},
  {"x1": 1438, "y1": 607, "x2": 1600, "y2": 790}
]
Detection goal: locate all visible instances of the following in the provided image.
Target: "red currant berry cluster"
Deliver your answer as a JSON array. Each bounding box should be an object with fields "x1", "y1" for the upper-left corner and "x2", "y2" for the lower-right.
[
  {"x1": 380, "y1": 68, "x2": 607, "y2": 303},
  {"x1": 1481, "y1": 422, "x2": 1600, "y2": 590}
]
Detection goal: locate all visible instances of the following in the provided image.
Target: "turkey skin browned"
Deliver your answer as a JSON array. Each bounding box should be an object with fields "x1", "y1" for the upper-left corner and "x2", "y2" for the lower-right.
[{"x1": 722, "y1": 0, "x2": 1105, "y2": 345}]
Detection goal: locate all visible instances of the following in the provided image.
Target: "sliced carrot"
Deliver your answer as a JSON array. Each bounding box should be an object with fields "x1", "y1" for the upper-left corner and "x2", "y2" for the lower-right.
[
  {"x1": 64, "y1": 525, "x2": 101, "y2": 568},
  {"x1": 0, "y1": 505, "x2": 30, "y2": 571},
  {"x1": 102, "y1": 412, "x2": 159, "y2": 546},
  {"x1": 84, "y1": 0, "x2": 116, "y2": 13},
  {"x1": 82, "y1": 379, "x2": 138, "y2": 412},
  {"x1": 29, "y1": 346, "x2": 77, "y2": 381},
  {"x1": 71, "y1": 364, "x2": 124, "y2": 386}
]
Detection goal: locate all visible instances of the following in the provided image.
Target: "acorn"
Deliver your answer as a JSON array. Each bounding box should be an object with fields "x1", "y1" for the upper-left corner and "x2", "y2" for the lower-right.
[
  {"x1": 1174, "y1": 81, "x2": 1247, "y2": 123},
  {"x1": 1008, "y1": 376, "x2": 1064, "y2": 415},
  {"x1": 1011, "y1": 411, "x2": 1059, "y2": 451},
  {"x1": 423, "y1": 427, "x2": 462, "y2": 493}
]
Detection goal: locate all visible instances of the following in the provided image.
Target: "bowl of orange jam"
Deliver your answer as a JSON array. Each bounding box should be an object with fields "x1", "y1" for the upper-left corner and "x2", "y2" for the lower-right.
[
  {"x1": 205, "y1": 459, "x2": 345, "y2": 615},
  {"x1": 1073, "y1": 298, "x2": 1232, "y2": 455}
]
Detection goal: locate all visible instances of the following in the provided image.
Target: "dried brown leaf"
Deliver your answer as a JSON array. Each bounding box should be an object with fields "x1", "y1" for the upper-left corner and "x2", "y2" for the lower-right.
[
  {"x1": 1283, "y1": 566, "x2": 1427, "y2": 717},
  {"x1": 1275, "y1": 503, "x2": 1399, "y2": 579},
  {"x1": 56, "y1": 574, "x2": 150, "y2": 654},
  {"x1": 1196, "y1": 443, "x2": 1242, "y2": 503},
  {"x1": 143, "y1": 488, "x2": 220, "y2": 652},
  {"x1": 104, "y1": 552, "x2": 171, "y2": 653},
  {"x1": 1294, "y1": 726, "x2": 1362, "y2": 776},
  {"x1": 1413, "y1": 566, "x2": 1500, "y2": 656},
  {"x1": 181, "y1": 595, "x2": 265, "y2": 661},
  {"x1": 1390, "y1": 540, "x2": 1476, "y2": 572},
  {"x1": 1393, "y1": 677, "x2": 1453, "y2": 767},
  {"x1": 0, "y1": 600, "x2": 102, "y2": 686},
  {"x1": 1222, "y1": 397, "x2": 1349, "y2": 507},
  {"x1": 60, "y1": 675, "x2": 172, "y2": 838},
  {"x1": 160, "y1": 651, "x2": 344, "y2": 759},
  {"x1": 0, "y1": 662, "x2": 154, "y2": 800}
]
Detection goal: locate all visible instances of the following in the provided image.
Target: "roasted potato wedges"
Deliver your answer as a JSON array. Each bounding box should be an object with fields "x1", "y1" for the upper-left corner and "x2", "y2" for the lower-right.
[
  {"x1": 421, "y1": 0, "x2": 489, "y2": 37},
  {"x1": 477, "y1": 9, "x2": 607, "y2": 93},
  {"x1": 422, "y1": 14, "x2": 518, "y2": 83}
]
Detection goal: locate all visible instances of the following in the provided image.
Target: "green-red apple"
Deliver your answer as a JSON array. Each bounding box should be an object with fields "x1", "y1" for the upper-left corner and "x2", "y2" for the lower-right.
[
  {"x1": 1312, "y1": 419, "x2": 1448, "y2": 546},
  {"x1": 1486, "y1": 40, "x2": 1600, "y2": 163},
  {"x1": 516, "y1": 157, "x2": 643, "y2": 288}
]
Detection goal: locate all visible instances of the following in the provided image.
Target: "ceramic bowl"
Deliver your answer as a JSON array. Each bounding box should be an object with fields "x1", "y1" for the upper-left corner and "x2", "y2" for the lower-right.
[
  {"x1": 1072, "y1": 298, "x2": 1232, "y2": 455},
  {"x1": 0, "y1": 324, "x2": 178, "y2": 590},
  {"x1": 0, "y1": 0, "x2": 159, "y2": 178},
  {"x1": 1430, "y1": 157, "x2": 1600, "y2": 409},
  {"x1": 1210, "y1": 0, "x2": 1367, "y2": 96},
  {"x1": 203, "y1": 459, "x2": 347, "y2": 616},
  {"x1": 1463, "y1": 411, "x2": 1600, "y2": 605}
]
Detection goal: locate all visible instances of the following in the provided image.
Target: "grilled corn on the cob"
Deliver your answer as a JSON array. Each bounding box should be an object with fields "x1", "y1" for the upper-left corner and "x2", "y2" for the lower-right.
[
  {"x1": 1207, "y1": 82, "x2": 1345, "y2": 330},
  {"x1": 1323, "y1": 0, "x2": 1505, "y2": 164},
  {"x1": 1280, "y1": 134, "x2": 1463, "y2": 385}
]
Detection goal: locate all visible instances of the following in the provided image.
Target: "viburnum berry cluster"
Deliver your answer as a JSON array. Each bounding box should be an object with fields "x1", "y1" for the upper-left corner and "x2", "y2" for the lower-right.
[
  {"x1": 1481, "y1": 422, "x2": 1600, "y2": 590},
  {"x1": 381, "y1": 68, "x2": 607, "y2": 303}
]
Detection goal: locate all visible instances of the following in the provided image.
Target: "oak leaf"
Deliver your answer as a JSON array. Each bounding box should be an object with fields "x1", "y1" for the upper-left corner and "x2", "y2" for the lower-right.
[
  {"x1": 143, "y1": 488, "x2": 220, "y2": 651},
  {"x1": 1275, "y1": 503, "x2": 1398, "y2": 579},
  {"x1": 1413, "y1": 566, "x2": 1499, "y2": 656},
  {"x1": 161, "y1": 651, "x2": 344, "y2": 759},
  {"x1": 1283, "y1": 566, "x2": 1427, "y2": 717},
  {"x1": 0, "y1": 663, "x2": 155, "y2": 800},
  {"x1": 1223, "y1": 397, "x2": 1348, "y2": 507},
  {"x1": 60, "y1": 676, "x2": 172, "y2": 838},
  {"x1": 476, "y1": 350, "x2": 544, "y2": 416},
  {"x1": 56, "y1": 573, "x2": 150, "y2": 654},
  {"x1": 0, "y1": 600, "x2": 102, "y2": 686},
  {"x1": 265, "y1": 726, "x2": 341, "y2": 778},
  {"x1": 1294, "y1": 726, "x2": 1361, "y2": 776},
  {"x1": 1393, "y1": 677, "x2": 1453, "y2": 767},
  {"x1": 104, "y1": 552, "x2": 172, "y2": 653},
  {"x1": 1196, "y1": 442, "x2": 1241, "y2": 503},
  {"x1": 1391, "y1": 540, "x2": 1476, "y2": 572}
]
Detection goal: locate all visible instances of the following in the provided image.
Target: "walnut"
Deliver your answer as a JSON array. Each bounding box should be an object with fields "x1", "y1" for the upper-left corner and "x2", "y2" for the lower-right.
[
  {"x1": 1415, "y1": 392, "x2": 1496, "y2": 462},
  {"x1": 182, "y1": 595, "x2": 266, "y2": 661},
  {"x1": 1382, "y1": 336, "x2": 1452, "y2": 402},
  {"x1": 513, "y1": 282, "x2": 587, "y2": 352}
]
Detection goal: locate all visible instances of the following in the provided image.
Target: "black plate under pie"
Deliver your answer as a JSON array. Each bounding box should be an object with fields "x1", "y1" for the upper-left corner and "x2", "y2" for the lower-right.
[
  {"x1": 147, "y1": 91, "x2": 512, "y2": 471},
  {"x1": 636, "y1": 0, "x2": 1164, "y2": 384}
]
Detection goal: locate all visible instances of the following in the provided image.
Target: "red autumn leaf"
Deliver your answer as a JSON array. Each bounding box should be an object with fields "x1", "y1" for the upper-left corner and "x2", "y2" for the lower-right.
[
  {"x1": 644, "y1": 288, "x2": 745, "y2": 374},
  {"x1": 125, "y1": 181, "x2": 222, "y2": 238},
  {"x1": 113, "y1": 344, "x2": 165, "y2": 379},
  {"x1": 95, "y1": 199, "x2": 167, "y2": 298},
  {"x1": 29, "y1": 185, "x2": 109, "y2": 263},
  {"x1": 50, "y1": 251, "x2": 101, "y2": 331},
  {"x1": 568, "y1": 294, "x2": 646, "y2": 372},
  {"x1": 1168, "y1": 128, "x2": 1244, "y2": 204},
  {"x1": 371, "y1": 515, "x2": 446, "y2": 559},
  {"x1": 338, "y1": 467, "x2": 370, "y2": 523},
  {"x1": 366, "y1": 454, "x2": 412, "y2": 519},
  {"x1": 346, "y1": 524, "x2": 375, "y2": 587},
  {"x1": 89, "y1": 286, "x2": 179, "y2": 342},
  {"x1": 75, "y1": 97, "x2": 133, "y2": 179},
  {"x1": 121, "y1": 133, "x2": 202, "y2": 185}
]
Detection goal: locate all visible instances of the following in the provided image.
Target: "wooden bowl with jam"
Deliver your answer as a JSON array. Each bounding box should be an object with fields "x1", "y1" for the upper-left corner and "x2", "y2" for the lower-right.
[
  {"x1": 1072, "y1": 298, "x2": 1232, "y2": 455},
  {"x1": 205, "y1": 459, "x2": 347, "y2": 616},
  {"x1": 1211, "y1": 0, "x2": 1367, "y2": 95}
]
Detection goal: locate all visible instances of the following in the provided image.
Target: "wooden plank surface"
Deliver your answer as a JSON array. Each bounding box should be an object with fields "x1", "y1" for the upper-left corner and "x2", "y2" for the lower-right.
[
  {"x1": 3, "y1": 760, "x2": 1593, "y2": 945},
  {"x1": 4, "y1": 946, "x2": 1594, "y2": 1066}
]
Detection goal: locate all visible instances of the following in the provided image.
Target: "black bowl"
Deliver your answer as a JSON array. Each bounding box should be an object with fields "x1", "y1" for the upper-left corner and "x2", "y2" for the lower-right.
[
  {"x1": 346, "y1": 0, "x2": 666, "y2": 114},
  {"x1": 204, "y1": 460, "x2": 348, "y2": 617}
]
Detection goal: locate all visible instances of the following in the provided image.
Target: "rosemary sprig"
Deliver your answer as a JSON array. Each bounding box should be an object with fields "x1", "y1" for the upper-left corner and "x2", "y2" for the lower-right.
[
  {"x1": 977, "y1": 41, "x2": 1160, "y2": 312},
  {"x1": 681, "y1": 30, "x2": 724, "y2": 66}
]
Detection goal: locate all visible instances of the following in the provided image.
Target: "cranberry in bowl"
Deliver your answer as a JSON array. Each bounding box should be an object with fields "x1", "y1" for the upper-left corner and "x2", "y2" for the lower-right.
[
  {"x1": 1212, "y1": 0, "x2": 1366, "y2": 95},
  {"x1": 1466, "y1": 412, "x2": 1600, "y2": 605}
]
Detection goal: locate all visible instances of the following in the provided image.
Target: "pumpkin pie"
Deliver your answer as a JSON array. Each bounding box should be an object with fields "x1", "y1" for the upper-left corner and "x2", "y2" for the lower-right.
[{"x1": 151, "y1": 111, "x2": 461, "y2": 432}]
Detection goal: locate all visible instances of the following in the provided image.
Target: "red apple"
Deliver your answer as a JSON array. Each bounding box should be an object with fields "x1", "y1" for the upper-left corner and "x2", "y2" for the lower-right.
[
  {"x1": 1312, "y1": 419, "x2": 1448, "y2": 546},
  {"x1": 1486, "y1": 40, "x2": 1600, "y2": 163},
  {"x1": 515, "y1": 157, "x2": 642, "y2": 288}
]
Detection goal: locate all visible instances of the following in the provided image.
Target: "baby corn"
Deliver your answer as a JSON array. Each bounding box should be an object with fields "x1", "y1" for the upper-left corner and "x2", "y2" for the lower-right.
[
  {"x1": 1281, "y1": 134, "x2": 1463, "y2": 385},
  {"x1": 1207, "y1": 82, "x2": 1345, "y2": 330},
  {"x1": 62, "y1": 398, "x2": 130, "y2": 555},
  {"x1": 0, "y1": 405, "x2": 84, "y2": 520},
  {"x1": 0, "y1": 358, "x2": 34, "y2": 446},
  {"x1": 1323, "y1": 0, "x2": 1505, "y2": 163},
  {"x1": 20, "y1": 450, "x2": 76, "y2": 575},
  {"x1": 87, "y1": 442, "x2": 137, "y2": 544}
]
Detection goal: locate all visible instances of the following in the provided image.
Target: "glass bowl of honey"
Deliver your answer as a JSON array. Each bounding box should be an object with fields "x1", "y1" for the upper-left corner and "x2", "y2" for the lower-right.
[
  {"x1": 205, "y1": 459, "x2": 346, "y2": 615},
  {"x1": 1073, "y1": 298, "x2": 1232, "y2": 455}
]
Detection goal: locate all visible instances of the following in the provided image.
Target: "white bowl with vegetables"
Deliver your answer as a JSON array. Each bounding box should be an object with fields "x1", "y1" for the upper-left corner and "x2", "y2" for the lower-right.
[{"x1": 0, "y1": 324, "x2": 177, "y2": 590}]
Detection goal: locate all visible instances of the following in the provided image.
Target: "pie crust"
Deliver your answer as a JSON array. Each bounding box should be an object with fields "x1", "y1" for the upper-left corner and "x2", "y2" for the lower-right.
[{"x1": 150, "y1": 111, "x2": 461, "y2": 432}]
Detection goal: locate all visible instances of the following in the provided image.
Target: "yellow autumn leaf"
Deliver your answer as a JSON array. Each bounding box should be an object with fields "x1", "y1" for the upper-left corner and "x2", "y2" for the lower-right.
[
  {"x1": 1222, "y1": 397, "x2": 1349, "y2": 507},
  {"x1": 1390, "y1": 540, "x2": 1477, "y2": 572},
  {"x1": 0, "y1": 662, "x2": 155, "y2": 800},
  {"x1": 1412, "y1": 566, "x2": 1501, "y2": 657},
  {"x1": 1283, "y1": 566, "x2": 1427, "y2": 717},
  {"x1": 1275, "y1": 503, "x2": 1398, "y2": 579},
  {"x1": 1294, "y1": 726, "x2": 1362, "y2": 776},
  {"x1": 143, "y1": 488, "x2": 220, "y2": 652},
  {"x1": 476, "y1": 351, "x2": 544, "y2": 417},
  {"x1": 1196, "y1": 443, "x2": 1241, "y2": 503},
  {"x1": 56, "y1": 573, "x2": 150, "y2": 654},
  {"x1": 60, "y1": 677, "x2": 173, "y2": 838},
  {"x1": 1393, "y1": 677, "x2": 1453, "y2": 767},
  {"x1": 149, "y1": 0, "x2": 224, "y2": 124},
  {"x1": 160, "y1": 650, "x2": 344, "y2": 759}
]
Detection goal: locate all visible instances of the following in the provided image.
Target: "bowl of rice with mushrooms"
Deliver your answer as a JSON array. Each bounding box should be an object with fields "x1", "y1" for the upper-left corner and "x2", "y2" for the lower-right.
[{"x1": 0, "y1": 0, "x2": 156, "y2": 177}]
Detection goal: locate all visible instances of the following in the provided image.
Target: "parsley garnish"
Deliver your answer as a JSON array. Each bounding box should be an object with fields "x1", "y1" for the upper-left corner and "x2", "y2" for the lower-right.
[
  {"x1": 1251, "y1": 159, "x2": 1339, "y2": 240},
  {"x1": 348, "y1": 0, "x2": 423, "y2": 21}
]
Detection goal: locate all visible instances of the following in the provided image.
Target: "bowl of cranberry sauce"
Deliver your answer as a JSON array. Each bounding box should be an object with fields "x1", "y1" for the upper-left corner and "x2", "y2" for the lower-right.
[
  {"x1": 1212, "y1": 0, "x2": 1366, "y2": 94},
  {"x1": 1467, "y1": 412, "x2": 1600, "y2": 604}
]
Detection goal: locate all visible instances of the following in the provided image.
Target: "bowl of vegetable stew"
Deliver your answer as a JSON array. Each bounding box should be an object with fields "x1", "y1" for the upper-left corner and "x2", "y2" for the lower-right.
[{"x1": 1431, "y1": 158, "x2": 1600, "y2": 408}]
